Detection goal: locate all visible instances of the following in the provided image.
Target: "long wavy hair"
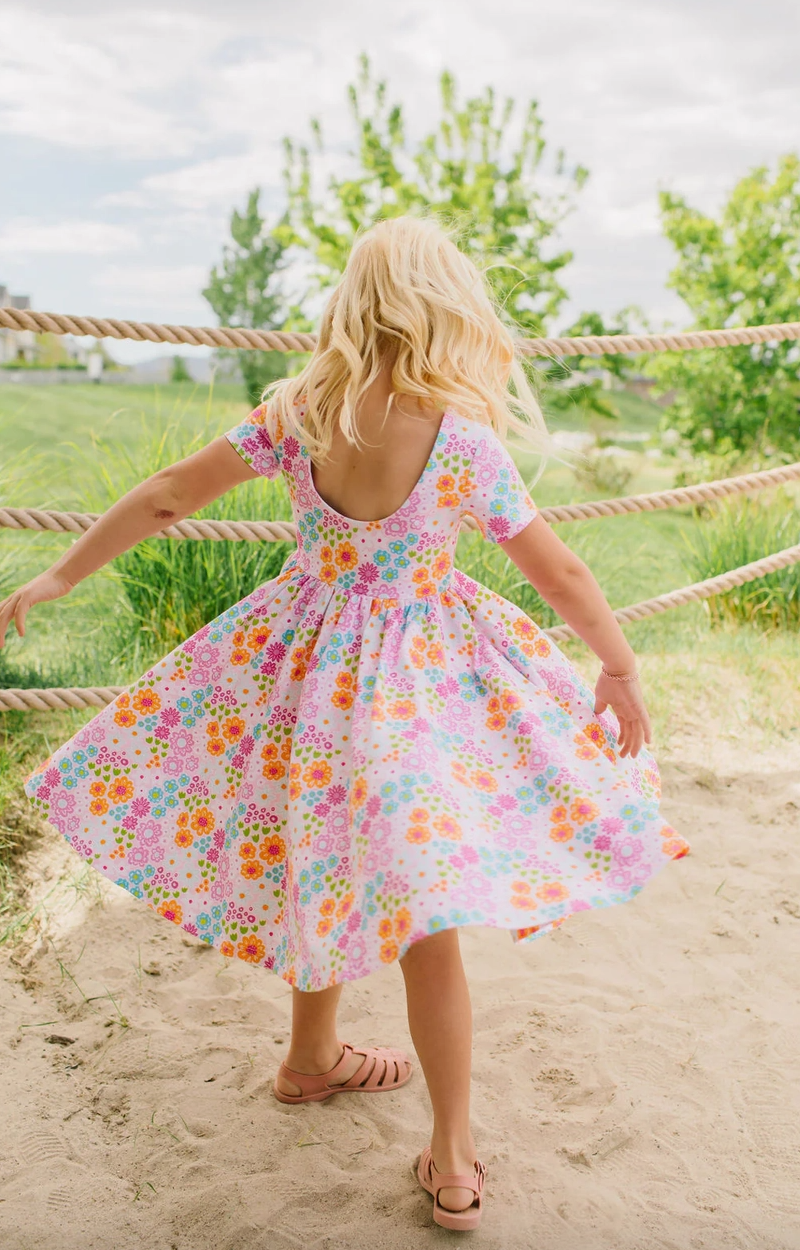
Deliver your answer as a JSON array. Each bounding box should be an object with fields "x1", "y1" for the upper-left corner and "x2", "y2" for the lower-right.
[{"x1": 262, "y1": 214, "x2": 551, "y2": 467}]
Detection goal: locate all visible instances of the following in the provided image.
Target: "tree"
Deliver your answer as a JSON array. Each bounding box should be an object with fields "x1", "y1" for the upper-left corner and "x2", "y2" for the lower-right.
[
  {"x1": 203, "y1": 190, "x2": 297, "y2": 406},
  {"x1": 648, "y1": 154, "x2": 800, "y2": 454},
  {"x1": 170, "y1": 355, "x2": 192, "y2": 383},
  {"x1": 277, "y1": 54, "x2": 589, "y2": 337}
]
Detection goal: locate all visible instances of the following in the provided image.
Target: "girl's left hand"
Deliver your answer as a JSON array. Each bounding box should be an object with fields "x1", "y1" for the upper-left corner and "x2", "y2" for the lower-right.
[
  {"x1": 593, "y1": 671, "x2": 652, "y2": 759},
  {"x1": 0, "y1": 570, "x2": 76, "y2": 648}
]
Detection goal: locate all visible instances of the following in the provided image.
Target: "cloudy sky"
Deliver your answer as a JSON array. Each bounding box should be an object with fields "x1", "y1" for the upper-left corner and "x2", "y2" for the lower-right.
[{"x1": 1, "y1": 0, "x2": 798, "y2": 361}]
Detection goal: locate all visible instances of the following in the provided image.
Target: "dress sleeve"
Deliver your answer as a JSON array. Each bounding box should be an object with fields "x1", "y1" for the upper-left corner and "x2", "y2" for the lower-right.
[
  {"x1": 463, "y1": 425, "x2": 538, "y2": 543},
  {"x1": 225, "y1": 402, "x2": 281, "y2": 479}
]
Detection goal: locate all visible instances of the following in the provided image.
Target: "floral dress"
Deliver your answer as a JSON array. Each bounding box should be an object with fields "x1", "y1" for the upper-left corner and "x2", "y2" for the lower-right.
[{"x1": 24, "y1": 400, "x2": 688, "y2": 990}]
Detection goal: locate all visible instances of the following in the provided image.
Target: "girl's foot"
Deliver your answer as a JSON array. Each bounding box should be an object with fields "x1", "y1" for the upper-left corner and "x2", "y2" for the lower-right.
[
  {"x1": 274, "y1": 1041, "x2": 412, "y2": 1100},
  {"x1": 429, "y1": 1135, "x2": 481, "y2": 1213}
]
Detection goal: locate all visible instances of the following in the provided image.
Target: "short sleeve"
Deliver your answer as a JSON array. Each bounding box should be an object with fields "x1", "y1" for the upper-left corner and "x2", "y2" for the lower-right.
[
  {"x1": 225, "y1": 403, "x2": 281, "y2": 480},
  {"x1": 463, "y1": 425, "x2": 538, "y2": 543}
]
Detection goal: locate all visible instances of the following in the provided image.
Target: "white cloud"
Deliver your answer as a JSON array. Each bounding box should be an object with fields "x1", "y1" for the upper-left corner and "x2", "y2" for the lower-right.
[
  {"x1": 91, "y1": 263, "x2": 210, "y2": 305},
  {"x1": 0, "y1": 219, "x2": 139, "y2": 255}
]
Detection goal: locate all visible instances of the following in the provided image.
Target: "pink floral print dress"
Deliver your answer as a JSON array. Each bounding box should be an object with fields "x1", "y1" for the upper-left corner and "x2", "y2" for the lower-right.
[{"x1": 24, "y1": 400, "x2": 688, "y2": 990}]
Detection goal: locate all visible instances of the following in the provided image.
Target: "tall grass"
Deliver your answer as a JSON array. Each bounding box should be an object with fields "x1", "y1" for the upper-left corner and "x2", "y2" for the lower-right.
[
  {"x1": 683, "y1": 491, "x2": 800, "y2": 630},
  {"x1": 78, "y1": 412, "x2": 294, "y2": 662}
]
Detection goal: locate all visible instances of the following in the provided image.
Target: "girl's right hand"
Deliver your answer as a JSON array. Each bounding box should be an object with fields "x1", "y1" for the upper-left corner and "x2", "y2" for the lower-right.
[
  {"x1": 0, "y1": 571, "x2": 75, "y2": 648},
  {"x1": 593, "y1": 670, "x2": 652, "y2": 760}
]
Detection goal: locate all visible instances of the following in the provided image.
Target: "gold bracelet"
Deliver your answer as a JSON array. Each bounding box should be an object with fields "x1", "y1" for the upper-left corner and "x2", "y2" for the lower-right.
[{"x1": 601, "y1": 666, "x2": 639, "y2": 683}]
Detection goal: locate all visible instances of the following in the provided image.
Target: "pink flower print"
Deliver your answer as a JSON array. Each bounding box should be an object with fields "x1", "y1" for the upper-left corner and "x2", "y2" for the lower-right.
[
  {"x1": 45, "y1": 768, "x2": 61, "y2": 787},
  {"x1": 600, "y1": 817, "x2": 624, "y2": 836},
  {"x1": 613, "y1": 837, "x2": 644, "y2": 867},
  {"x1": 609, "y1": 867, "x2": 632, "y2": 891},
  {"x1": 163, "y1": 756, "x2": 183, "y2": 777},
  {"x1": 383, "y1": 517, "x2": 409, "y2": 538},
  {"x1": 594, "y1": 834, "x2": 612, "y2": 851},
  {"x1": 283, "y1": 435, "x2": 300, "y2": 460}
]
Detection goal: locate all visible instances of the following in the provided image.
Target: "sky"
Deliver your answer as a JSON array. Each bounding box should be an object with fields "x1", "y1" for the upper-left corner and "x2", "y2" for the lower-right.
[{"x1": 1, "y1": 0, "x2": 798, "y2": 362}]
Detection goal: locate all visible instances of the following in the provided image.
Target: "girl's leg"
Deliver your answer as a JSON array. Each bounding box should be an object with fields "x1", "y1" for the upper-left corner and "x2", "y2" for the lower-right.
[
  {"x1": 276, "y1": 983, "x2": 369, "y2": 1096},
  {"x1": 399, "y1": 928, "x2": 478, "y2": 1214}
]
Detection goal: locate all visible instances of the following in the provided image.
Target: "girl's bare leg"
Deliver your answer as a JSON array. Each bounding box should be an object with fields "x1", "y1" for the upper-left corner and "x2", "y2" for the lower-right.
[
  {"x1": 276, "y1": 983, "x2": 367, "y2": 1095},
  {"x1": 400, "y1": 928, "x2": 478, "y2": 1214}
]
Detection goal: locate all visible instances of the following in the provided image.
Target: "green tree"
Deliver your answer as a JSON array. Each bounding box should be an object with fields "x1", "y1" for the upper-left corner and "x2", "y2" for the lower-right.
[
  {"x1": 648, "y1": 154, "x2": 800, "y2": 454},
  {"x1": 278, "y1": 54, "x2": 589, "y2": 336},
  {"x1": 170, "y1": 355, "x2": 192, "y2": 383},
  {"x1": 203, "y1": 189, "x2": 297, "y2": 406}
]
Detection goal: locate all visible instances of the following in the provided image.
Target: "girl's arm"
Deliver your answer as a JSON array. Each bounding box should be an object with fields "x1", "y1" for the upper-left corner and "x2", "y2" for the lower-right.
[
  {"x1": 0, "y1": 436, "x2": 259, "y2": 647},
  {"x1": 501, "y1": 515, "x2": 652, "y2": 759}
]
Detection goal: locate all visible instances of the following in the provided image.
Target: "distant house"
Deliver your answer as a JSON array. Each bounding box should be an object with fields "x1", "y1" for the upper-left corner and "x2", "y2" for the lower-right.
[{"x1": 0, "y1": 286, "x2": 36, "y2": 364}]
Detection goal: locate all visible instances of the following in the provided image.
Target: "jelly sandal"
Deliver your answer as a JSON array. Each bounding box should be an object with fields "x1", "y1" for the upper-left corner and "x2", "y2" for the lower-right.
[
  {"x1": 416, "y1": 1143, "x2": 487, "y2": 1230},
  {"x1": 273, "y1": 1041, "x2": 413, "y2": 1104}
]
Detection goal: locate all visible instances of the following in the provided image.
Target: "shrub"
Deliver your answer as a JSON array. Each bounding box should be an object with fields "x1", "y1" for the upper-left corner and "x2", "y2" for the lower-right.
[{"x1": 683, "y1": 491, "x2": 800, "y2": 630}]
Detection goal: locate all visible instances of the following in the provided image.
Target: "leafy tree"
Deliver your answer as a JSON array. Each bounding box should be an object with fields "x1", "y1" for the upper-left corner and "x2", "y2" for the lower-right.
[
  {"x1": 277, "y1": 54, "x2": 589, "y2": 337},
  {"x1": 203, "y1": 189, "x2": 297, "y2": 406},
  {"x1": 648, "y1": 154, "x2": 800, "y2": 454},
  {"x1": 170, "y1": 355, "x2": 192, "y2": 383}
]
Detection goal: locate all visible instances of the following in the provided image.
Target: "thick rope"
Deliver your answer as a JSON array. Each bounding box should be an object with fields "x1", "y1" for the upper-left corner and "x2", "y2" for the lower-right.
[
  {"x1": 4, "y1": 543, "x2": 800, "y2": 711},
  {"x1": 2, "y1": 306, "x2": 800, "y2": 357},
  {"x1": 544, "y1": 543, "x2": 800, "y2": 642},
  {"x1": 3, "y1": 460, "x2": 799, "y2": 542}
]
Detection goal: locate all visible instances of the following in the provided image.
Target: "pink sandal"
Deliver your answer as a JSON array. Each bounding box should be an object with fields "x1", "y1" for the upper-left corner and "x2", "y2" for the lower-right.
[
  {"x1": 417, "y1": 1144, "x2": 487, "y2": 1230},
  {"x1": 273, "y1": 1041, "x2": 413, "y2": 1104}
]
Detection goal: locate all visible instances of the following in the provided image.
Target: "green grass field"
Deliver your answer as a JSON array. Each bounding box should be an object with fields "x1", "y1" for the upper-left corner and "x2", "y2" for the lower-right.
[{"x1": 2, "y1": 376, "x2": 800, "y2": 935}]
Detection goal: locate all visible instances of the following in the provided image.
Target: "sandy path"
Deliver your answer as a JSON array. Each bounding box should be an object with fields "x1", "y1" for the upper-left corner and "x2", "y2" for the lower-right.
[{"x1": 1, "y1": 739, "x2": 799, "y2": 1250}]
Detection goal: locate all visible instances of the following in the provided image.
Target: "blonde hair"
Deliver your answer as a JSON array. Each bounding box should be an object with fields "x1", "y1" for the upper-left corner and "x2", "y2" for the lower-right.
[{"x1": 262, "y1": 214, "x2": 551, "y2": 467}]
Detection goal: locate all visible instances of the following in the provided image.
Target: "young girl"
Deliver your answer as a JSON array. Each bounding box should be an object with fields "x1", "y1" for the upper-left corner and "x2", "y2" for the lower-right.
[{"x1": 0, "y1": 216, "x2": 688, "y2": 1232}]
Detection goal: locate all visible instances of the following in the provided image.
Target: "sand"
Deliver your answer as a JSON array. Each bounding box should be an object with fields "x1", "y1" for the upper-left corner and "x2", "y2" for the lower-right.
[{"x1": 1, "y1": 730, "x2": 799, "y2": 1250}]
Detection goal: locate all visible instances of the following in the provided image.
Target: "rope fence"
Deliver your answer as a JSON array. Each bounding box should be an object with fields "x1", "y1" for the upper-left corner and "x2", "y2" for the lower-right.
[
  {"x1": 3, "y1": 306, "x2": 800, "y2": 358},
  {"x1": 4, "y1": 310, "x2": 800, "y2": 711}
]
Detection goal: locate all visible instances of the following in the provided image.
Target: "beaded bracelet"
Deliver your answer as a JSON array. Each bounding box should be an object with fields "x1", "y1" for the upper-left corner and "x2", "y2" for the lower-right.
[{"x1": 601, "y1": 666, "x2": 639, "y2": 683}]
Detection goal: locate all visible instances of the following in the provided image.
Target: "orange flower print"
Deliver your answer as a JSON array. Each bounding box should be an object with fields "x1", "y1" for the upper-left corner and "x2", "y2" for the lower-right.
[
  {"x1": 331, "y1": 688, "x2": 354, "y2": 710},
  {"x1": 406, "y1": 825, "x2": 431, "y2": 844},
  {"x1": 584, "y1": 723, "x2": 606, "y2": 746},
  {"x1": 569, "y1": 798, "x2": 599, "y2": 826},
  {"x1": 410, "y1": 807, "x2": 430, "y2": 824},
  {"x1": 289, "y1": 762, "x2": 302, "y2": 800},
  {"x1": 377, "y1": 918, "x2": 393, "y2": 940},
  {"x1": 259, "y1": 835, "x2": 286, "y2": 865},
  {"x1": 536, "y1": 881, "x2": 569, "y2": 903},
  {"x1": 222, "y1": 716, "x2": 246, "y2": 744},
  {"x1": 351, "y1": 778, "x2": 367, "y2": 809},
  {"x1": 241, "y1": 860, "x2": 264, "y2": 880},
  {"x1": 316, "y1": 917, "x2": 333, "y2": 937},
  {"x1": 334, "y1": 541, "x2": 358, "y2": 571},
  {"x1": 432, "y1": 814, "x2": 462, "y2": 840},
  {"x1": 335, "y1": 672, "x2": 354, "y2": 689},
  {"x1": 471, "y1": 770, "x2": 498, "y2": 794},
  {"x1": 262, "y1": 759, "x2": 286, "y2": 781},
  {"x1": 177, "y1": 812, "x2": 189, "y2": 828},
  {"x1": 431, "y1": 552, "x2": 450, "y2": 579},
  {"x1": 379, "y1": 939, "x2": 399, "y2": 963},
  {"x1": 174, "y1": 828, "x2": 193, "y2": 848},
  {"x1": 206, "y1": 721, "x2": 220, "y2": 737},
  {"x1": 411, "y1": 568, "x2": 429, "y2": 584},
  {"x1": 534, "y1": 637, "x2": 551, "y2": 657},
  {"x1": 89, "y1": 781, "x2": 106, "y2": 798},
  {"x1": 237, "y1": 935, "x2": 266, "y2": 963},
  {"x1": 191, "y1": 807, "x2": 215, "y2": 835},
  {"x1": 457, "y1": 470, "x2": 473, "y2": 496},
  {"x1": 501, "y1": 691, "x2": 522, "y2": 713},
  {"x1": 319, "y1": 563, "x2": 338, "y2": 585},
  {"x1": 575, "y1": 743, "x2": 599, "y2": 761},
  {"x1": 249, "y1": 404, "x2": 267, "y2": 425},
  {"x1": 89, "y1": 797, "x2": 109, "y2": 816},
  {"x1": 247, "y1": 625, "x2": 271, "y2": 651},
  {"x1": 550, "y1": 823, "x2": 574, "y2": 843},
  {"x1": 158, "y1": 899, "x2": 183, "y2": 924},
  {"x1": 410, "y1": 637, "x2": 427, "y2": 669},
  {"x1": 427, "y1": 641, "x2": 446, "y2": 667},
  {"x1": 550, "y1": 805, "x2": 568, "y2": 824},
  {"x1": 107, "y1": 778, "x2": 134, "y2": 804},
  {"x1": 239, "y1": 842, "x2": 257, "y2": 859},
  {"x1": 336, "y1": 893, "x2": 354, "y2": 921},
  {"x1": 261, "y1": 743, "x2": 279, "y2": 760},
  {"x1": 231, "y1": 647, "x2": 251, "y2": 666},
  {"x1": 512, "y1": 618, "x2": 535, "y2": 640},
  {"x1": 394, "y1": 907, "x2": 413, "y2": 940},
  {"x1": 320, "y1": 545, "x2": 334, "y2": 564},
  {"x1": 132, "y1": 688, "x2": 161, "y2": 715},
  {"x1": 220, "y1": 940, "x2": 235, "y2": 958},
  {"x1": 414, "y1": 582, "x2": 436, "y2": 598},
  {"x1": 388, "y1": 698, "x2": 416, "y2": 720},
  {"x1": 114, "y1": 708, "x2": 137, "y2": 728},
  {"x1": 319, "y1": 898, "x2": 336, "y2": 917},
  {"x1": 662, "y1": 836, "x2": 690, "y2": 859},
  {"x1": 207, "y1": 738, "x2": 225, "y2": 757},
  {"x1": 437, "y1": 473, "x2": 457, "y2": 494},
  {"x1": 303, "y1": 761, "x2": 332, "y2": 788}
]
